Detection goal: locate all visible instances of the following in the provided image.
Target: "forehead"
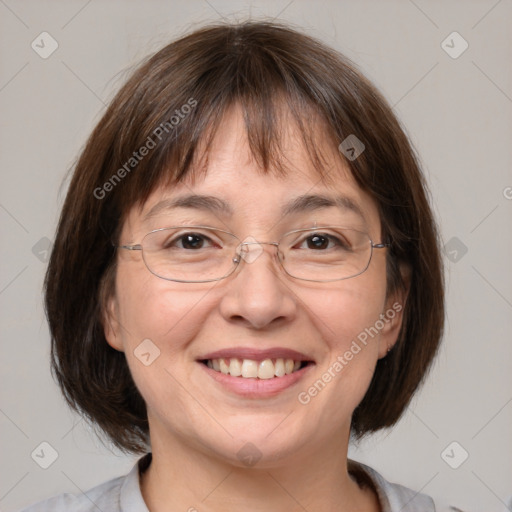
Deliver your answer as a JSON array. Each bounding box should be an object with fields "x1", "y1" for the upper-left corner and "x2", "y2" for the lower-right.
[{"x1": 126, "y1": 105, "x2": 381, "y2": 235}]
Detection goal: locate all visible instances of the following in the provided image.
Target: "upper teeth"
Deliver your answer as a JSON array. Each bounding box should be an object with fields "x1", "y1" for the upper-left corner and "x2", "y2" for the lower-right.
[{"x1": 206, "y1": 358, "x2": 302, "y2": 379}]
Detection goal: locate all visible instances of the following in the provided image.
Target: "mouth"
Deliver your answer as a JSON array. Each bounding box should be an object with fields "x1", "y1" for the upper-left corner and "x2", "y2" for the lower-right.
[
  {"x1": 196, "y1": 348, "x2": 315, "y2": 397},
  {"x1": 199, "y1": 357, "x2": 312, "y2": 379}
]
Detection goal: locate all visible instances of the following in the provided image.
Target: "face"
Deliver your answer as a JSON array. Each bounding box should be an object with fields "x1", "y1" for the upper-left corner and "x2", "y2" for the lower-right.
[{"x1": 104, "y1": 105, "x2": 404, "y2": 468}]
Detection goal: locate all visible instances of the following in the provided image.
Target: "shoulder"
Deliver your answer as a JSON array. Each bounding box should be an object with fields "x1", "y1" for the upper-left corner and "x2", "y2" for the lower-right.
[
  {"x1": 19, "y1": 474, "x2": 125, "y2": 512},
  {"x1": 348, "y1": 459, "x2": 468, "y2": 512},
  {"x1": 19, "y1": 455, "x2": 151, "y2": 512}
]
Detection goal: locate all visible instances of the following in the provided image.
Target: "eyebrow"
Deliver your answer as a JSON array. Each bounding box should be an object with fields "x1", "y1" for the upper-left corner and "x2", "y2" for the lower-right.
[
  {"x1": 143, "y1": 195, "x2": 234, "y2": 221},
  {"x1": 281, "y1": 194, "x2": 365, "y2": 220},
  {"x1": 143, "y1": 193, "x2": 365, "y2": 222}
]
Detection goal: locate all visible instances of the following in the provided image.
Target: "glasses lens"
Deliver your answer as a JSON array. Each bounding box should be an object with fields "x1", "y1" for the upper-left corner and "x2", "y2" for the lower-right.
[
  {"x1": 141, "y1": 227, "x2": 239, "y2": 282},
  {"x1": 279, "y1": 227, "x2": 372, "y2": 281}
]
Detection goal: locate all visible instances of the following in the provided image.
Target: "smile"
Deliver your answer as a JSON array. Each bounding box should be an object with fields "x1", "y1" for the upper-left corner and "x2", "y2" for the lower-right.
[
  {"x1": 202, "y1": 358, "x2": 308, "y2": 379},
  {"x1": 197, "y1": 347, "x2": 315, "y2": 397}
]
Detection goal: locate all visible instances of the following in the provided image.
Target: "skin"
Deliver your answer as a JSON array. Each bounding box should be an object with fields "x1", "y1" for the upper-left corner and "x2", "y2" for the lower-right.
[{"x1": 104, "y1": 105, "x2": 406, "y2": 512}]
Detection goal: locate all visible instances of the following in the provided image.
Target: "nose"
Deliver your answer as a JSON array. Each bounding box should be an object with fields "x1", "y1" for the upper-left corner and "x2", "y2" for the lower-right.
[{"x1": 218, "y1": 241, "x2": 297, "y2": 330}]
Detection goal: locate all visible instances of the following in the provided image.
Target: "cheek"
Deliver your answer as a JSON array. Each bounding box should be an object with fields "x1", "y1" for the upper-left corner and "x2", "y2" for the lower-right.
[
  {"x1": 114, "y1": 264, "x2": 219, "y2": 355},
  {"x1": 293, "y1": 271, "x2": 387, "y2": 419},
  {"x1": 301, "y1": 273, "x2": 387, "y2": 353},
  {"x1": 113, "y1": 270, "x2": 223, "y2": 426}
]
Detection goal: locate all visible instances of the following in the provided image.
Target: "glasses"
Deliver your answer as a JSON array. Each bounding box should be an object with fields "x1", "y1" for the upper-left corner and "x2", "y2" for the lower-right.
[{"x1": 117, "y1": 225, "x2": 389, "y2": 283}]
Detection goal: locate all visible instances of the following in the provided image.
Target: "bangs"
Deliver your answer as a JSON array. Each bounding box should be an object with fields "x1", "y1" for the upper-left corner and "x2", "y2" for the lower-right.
[{"x1": 109, "y1": 53, "x2": 344, "y2": 224}]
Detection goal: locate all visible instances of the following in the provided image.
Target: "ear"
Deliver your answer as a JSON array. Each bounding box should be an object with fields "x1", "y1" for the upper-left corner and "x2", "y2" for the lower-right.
[
  {"x1": 103, "y1": 292, "x2": 124, "y2": 352},
  {"x1": 377, "y1": 269, "x2": 410, "y2": 359}
]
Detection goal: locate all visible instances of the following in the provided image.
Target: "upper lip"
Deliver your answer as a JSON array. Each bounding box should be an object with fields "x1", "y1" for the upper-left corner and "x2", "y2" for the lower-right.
[{"x1": 198, "y1": 347, "x2": 314, "y2": 362}]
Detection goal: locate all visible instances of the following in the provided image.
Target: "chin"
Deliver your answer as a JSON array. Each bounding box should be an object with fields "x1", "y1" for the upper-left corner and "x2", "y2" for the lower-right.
[{"x1": 202, "y1": 414, "x2": 315, "y2": 468}]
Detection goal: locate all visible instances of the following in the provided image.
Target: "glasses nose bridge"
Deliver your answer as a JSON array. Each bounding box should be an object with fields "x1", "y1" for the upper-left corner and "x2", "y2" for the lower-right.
[
  {"x1": 239, "y1": 240, "x2": 279, "y2": 248},
  {"x1": 235, "y1": 238, "x2": 282, "y2": 266}
]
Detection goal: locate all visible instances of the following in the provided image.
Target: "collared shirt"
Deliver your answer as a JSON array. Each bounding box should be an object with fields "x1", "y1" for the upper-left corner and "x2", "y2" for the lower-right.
[{"x1": 20, "y1": 454, "x2": 464, "y2": 511}]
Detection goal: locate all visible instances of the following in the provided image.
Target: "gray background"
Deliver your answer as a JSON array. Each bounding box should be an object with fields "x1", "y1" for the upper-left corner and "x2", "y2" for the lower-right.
[{"x1": 1, "y1": 0, "x2": 511, "y2": 510}]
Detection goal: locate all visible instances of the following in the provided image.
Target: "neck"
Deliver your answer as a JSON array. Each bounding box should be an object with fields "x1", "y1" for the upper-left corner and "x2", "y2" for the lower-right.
[{"x1": 140, "y1": 430, "x2": 380, "y2": 512}]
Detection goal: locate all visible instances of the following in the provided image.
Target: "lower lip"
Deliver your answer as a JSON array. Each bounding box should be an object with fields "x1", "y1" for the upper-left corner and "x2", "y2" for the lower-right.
[{"x1": 198, "y1": 362, "x2": 314, "y2": 398}]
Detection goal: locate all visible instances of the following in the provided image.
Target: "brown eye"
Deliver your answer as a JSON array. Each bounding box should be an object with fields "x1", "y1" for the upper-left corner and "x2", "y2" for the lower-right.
[
  {"x1": 298, "y1": 233, "x2": 350, "y2": 251},
  {"x1": 162, "y1": 233, "x2": 213, "y2": 250},
  {"x1": 306, "y1": 234, "x2": 330, "y2": 250},
  {"x1": 179, "y1": 234, "x2": 206, "y2": 249}
]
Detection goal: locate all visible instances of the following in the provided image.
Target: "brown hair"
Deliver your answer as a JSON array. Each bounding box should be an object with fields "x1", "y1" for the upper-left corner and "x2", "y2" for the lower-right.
[{"x1": 45, "y1": 20, "x2": 444, "y2": 453}]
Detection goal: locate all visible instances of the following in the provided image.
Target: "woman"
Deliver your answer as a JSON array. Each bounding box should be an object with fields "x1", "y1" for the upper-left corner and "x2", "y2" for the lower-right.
[{"x1": 22, "y1": 20, "x2": 458, "y2": 511}]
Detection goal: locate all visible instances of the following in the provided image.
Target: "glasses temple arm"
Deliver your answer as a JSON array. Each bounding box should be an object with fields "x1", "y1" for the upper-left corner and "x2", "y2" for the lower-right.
[{"x1": 117, "y1": 244, "x2": 143, "y2": 251}]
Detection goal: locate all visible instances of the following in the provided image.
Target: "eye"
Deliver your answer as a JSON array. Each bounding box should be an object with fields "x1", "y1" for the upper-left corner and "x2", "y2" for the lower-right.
[
  {"x1": 165, "y1": 232, "x2": 215, "y2": 250},
  {"x1": 305, "y1": 234, "x2": 330, "y2": 250},
  {"x1": 298, "y1": 233, "x2": 350, "y2": 251}
]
